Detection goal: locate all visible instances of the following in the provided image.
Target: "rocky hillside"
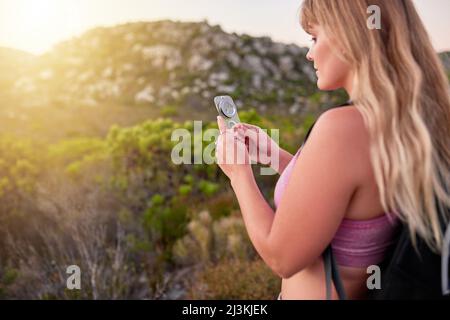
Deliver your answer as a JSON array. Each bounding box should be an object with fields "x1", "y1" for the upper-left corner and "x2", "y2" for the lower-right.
[
  {"x1": 0, "y1": 47, "x2": 35, "y2": 93},
  {"x1": 4, "y1": 20, "x2": 346, "y2": 118},
  {"x1": 2, "y1": 20, "x2": 449, "y2": 119}
]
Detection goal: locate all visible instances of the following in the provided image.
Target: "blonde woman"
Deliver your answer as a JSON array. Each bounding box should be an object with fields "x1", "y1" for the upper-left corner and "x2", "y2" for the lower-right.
[{"x1": 215, "y1": 0, "x2": 450, "y2": 299}]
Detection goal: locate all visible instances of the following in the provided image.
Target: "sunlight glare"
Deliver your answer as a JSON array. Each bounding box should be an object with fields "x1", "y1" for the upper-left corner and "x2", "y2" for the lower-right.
[{"x1": 1, "y1": 0, "x2": 80, "y2": 54}]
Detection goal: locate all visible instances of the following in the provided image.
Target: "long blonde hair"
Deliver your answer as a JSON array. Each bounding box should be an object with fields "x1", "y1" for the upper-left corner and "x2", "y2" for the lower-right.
[{"x1": 301, "y1": 0, "x2": 450, "y2": 252}]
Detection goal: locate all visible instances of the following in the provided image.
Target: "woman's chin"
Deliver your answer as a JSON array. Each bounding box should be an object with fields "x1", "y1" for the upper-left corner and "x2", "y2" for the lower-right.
[
  {"x1": 317, "y1": 79, "x2": 338, "y2": 91},
  {"x1": 317, "y1": 80, "x2": 326, "y2": 90}
]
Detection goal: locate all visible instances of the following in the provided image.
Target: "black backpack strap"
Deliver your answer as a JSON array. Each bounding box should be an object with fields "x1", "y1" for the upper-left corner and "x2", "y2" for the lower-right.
[
  {"x1": 324, "y1": 245, "x2": 333, "y2": 299},
  {"x1": 301, "y1": 101, "x2": 352, "y2": 300},
  {"x1": 324, "y1": 245, "x2": 347, "y2": 300},
  {"x1": 302, "y1": 100, "x2": 351, "y2": 147},
  {"x1": 442, "y1": 223, "x2": 450, "y2": 295},
  {"x1": 303, "y1": 120, "x2": 317, "y2": 144}
]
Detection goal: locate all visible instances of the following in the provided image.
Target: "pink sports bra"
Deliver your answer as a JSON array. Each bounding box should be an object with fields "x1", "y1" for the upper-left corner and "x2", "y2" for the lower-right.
[{"x1": 273, "y1": 147, "x2": 400, "y2": 268}]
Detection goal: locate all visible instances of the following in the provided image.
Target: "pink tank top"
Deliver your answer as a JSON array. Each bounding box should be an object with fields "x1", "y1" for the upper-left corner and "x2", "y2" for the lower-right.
[{"x1": 273, "y1": 147, "x2": 400, "y2": 268}]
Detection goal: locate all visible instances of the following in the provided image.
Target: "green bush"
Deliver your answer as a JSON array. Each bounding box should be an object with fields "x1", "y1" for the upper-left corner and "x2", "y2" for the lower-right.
[
  {"x1": 47, "y1": 137, "x2": 106, "y2": 165},
  {"x1": 198, "y1": 180, "x2": 219, "y2": 197},
  {"x1": 178, "y1": 184, "x2": 192, "y2": 196},
  {"x1": 0, "y1": 267, "x2": 19, "y2": 299},
  {"x1": 205, "y1": 191, "x2": 236, "y2": 220},
  {"x1": 0, "y1": 135, "x2": 40, "y2": 219},
  {"x1": 0, "y1": 114, "x2": 305, "y2": 299},
  {"x1": 143, "y1": 194, "x2": 189, "y2": 255},
  {"x1": 160, "y1": 105, "x2": 178, "y2": 117}
]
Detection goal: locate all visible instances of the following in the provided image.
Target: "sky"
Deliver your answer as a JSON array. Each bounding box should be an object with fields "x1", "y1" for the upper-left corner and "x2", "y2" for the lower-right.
[{"x1": 0, "y1": 0, "x2": 449, "y2": 55}]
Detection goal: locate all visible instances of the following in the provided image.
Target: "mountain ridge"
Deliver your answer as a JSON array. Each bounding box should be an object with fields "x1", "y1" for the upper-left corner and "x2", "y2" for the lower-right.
[
  {"x1": 1, "y1": 20, "x2": 449, "y2": 118},
  {"x1": 3, "y1": 20, "x2": 345, "y2": 117}
]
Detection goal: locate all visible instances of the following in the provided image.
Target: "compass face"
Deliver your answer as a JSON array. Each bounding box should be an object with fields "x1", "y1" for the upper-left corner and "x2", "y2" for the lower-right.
[{"x1": 219, "y1": 100, "x2": 237, "y2": 118}]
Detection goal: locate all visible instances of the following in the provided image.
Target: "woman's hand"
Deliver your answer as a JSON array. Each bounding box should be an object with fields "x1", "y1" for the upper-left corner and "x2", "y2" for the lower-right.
[
  {"x1": 215, "y1": 117, "x2": 252, "y2": 182},
  {"x1": 233, "y1": 122, "x2": 280, "y2": 167},
  {"x1": 232, "y1": 122, "x2": 294, "y2": 175}
]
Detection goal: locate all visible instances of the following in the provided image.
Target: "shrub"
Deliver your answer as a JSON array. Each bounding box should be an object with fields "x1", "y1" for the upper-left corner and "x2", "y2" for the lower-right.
[
  {"x1": 187, "y1": 259, "x2": 280, "y2": 300},
  {"x1": 172, "y1": 210, "x2": 257, "y2": 266},
  {"x1": 198, "y1": 180, "x2": 219, "y2": 197},
  {"x1": 160, "y1": 105, "x2": 178, "y2": 117},
  {"x1": 143, "y1": 194, "x2": 189, "y2": 257}
]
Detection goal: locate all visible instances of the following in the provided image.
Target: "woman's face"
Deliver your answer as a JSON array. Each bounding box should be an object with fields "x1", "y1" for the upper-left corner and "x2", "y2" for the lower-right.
[{"x1": 306, "y1": 24, "x2": 353, "y2": 92}]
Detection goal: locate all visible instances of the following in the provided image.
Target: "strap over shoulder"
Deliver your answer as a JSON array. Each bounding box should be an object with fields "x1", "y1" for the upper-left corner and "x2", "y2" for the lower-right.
[
  {"x1": 302, "y1": 100, "x2": 352, "y2": 146},
  {"x1": 303, "y1": 100, "x2": 352, "y2": 300},
  {"x1": 442, "y1": 223, "x2": 450, "y2": 295},
  {"x1": 324, "y1": 245, "x2": 347, "y2": 300}
]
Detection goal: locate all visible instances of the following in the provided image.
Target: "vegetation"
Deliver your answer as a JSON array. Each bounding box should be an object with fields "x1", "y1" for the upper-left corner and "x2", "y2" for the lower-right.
[{"x1": 0, "y1": 106, "x2": 316, "y2": 299}]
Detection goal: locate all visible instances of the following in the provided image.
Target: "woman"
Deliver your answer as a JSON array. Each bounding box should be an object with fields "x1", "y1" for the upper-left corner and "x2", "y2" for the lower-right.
[{"x1": 215, "y1": 0, "x2": 450, "y2": 299}]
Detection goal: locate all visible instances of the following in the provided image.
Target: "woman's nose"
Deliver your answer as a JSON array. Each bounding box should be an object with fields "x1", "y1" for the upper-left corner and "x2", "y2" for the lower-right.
[{"x1": 306, "y1": 49, "x2": 313, "y2": 62}]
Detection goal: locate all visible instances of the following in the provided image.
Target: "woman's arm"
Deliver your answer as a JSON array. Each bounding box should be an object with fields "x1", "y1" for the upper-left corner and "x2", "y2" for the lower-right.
[
  {"x1": 230, "y1": 170, "x2": 280, "y2": 275},
  {"x1": 229, "y1": 108, "x2": 361, "y2": 279},
  {"x1": 273, "y1": 147, "x2": 294, "y2": 175}
]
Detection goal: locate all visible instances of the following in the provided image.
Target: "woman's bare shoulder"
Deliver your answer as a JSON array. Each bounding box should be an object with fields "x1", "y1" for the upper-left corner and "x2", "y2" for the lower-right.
[
  {"x1": 314, "y1": 105, "x2": 373, "y2": 181},
  {"x1": 319, "y1": 105, "x2": 365, "y2": 124},
  {"x1": 317, "y1": 105, "x2": 370, "y2": 143}
]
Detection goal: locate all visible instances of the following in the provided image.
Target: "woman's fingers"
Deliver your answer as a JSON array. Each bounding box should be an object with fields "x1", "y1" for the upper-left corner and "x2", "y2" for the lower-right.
[
  {"x1": 235, "y1": 128, "x2": 259, "y2": 144},
  {"x1": 238, "y1": 123, "x2": 259, "y2": 133},
  {"x1": 217, "y1": 116, "x2": 227, "y2": 134},
  {"x1": 216, "y1": 128, "x2": 250, "y2": 164}
]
